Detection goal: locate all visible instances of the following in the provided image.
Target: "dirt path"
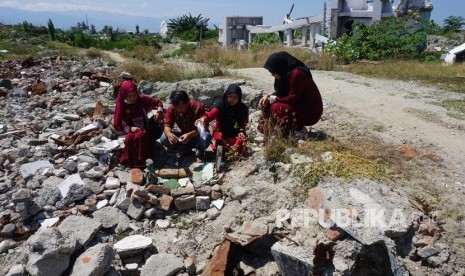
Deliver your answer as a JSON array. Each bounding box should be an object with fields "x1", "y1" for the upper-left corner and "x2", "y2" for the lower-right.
[{"x1": 232, "y1": 68, "x2": 465, "y2": 169}]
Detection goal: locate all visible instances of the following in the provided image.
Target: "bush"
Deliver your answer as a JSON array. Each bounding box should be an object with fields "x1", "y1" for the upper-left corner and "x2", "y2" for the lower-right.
[
  {"x1": 86, "y1": 47, "x2": 102, "y2": 58},
  {"x1": 171, "y1": 43, "x2": 197, "y2": 57},
  {"x1": 326, "y1": 16, "x2": 435, "y2": 62}
]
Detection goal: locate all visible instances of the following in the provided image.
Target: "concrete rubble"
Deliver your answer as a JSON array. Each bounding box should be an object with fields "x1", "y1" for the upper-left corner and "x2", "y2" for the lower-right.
[{"x1": 0, "y1": 53, "x2": 461, "y2": 276}]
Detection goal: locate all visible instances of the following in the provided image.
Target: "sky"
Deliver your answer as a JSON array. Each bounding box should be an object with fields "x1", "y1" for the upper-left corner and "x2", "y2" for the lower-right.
[{"x1": 0, "y1": 0, "x2": 463, "y2": 33}]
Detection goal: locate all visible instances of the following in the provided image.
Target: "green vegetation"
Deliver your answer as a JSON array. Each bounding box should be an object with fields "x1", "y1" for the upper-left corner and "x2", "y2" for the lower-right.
[
  {"x1": 249, "y1": 33, "x2": 280, "y2": 50},
  {"x1": 113, "y1": 229, "x2": 131, "y2": 242},
  {"x1": 443, "y1": 16, "x2": 465, "y2": 33},
  {"x1": 167, "y1": 13, "x2": 216, "y2": 42},
  {"x1": 326, "y1": 17, "x2": 433, "y2": 62},
  {"x1": 343, "y1": 60, "x2": 465, "y2": 93},
  {"x1": 441, "y1": 99, "x2": 465, "y2": 120}
]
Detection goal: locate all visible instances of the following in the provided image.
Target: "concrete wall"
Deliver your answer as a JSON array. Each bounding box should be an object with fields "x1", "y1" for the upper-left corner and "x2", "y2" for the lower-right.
[{"x1": 219, "y1": 16, "x2": 263, "y2": 47}]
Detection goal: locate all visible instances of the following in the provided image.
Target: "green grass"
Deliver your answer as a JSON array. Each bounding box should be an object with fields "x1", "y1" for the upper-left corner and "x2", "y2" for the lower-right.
[
  {"x1": 441, "y1": 99, "x2": 465, "y2": 120},
  {"x1": 114, "y1": 60, "x2": 225, "y2": 83},
  {"x1": 343, "y1": 60, "x2": 465, "y2": 93},
  {"x1": 291, "y1": 139, "x2": 385, "y2": 200}
]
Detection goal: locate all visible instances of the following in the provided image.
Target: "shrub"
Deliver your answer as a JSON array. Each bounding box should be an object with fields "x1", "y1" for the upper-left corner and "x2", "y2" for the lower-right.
[{"x1": 86, "y1": 47, "x2": 102, "y2": 58}]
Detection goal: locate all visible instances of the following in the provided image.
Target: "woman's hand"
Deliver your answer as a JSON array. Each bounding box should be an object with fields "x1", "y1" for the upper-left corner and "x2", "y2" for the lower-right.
[
  {"x1": 195, "y1": 117, "x2": 206, "y2": 126},
  {"x1": 155, "y1": 111, "x2": 163, "y2": 123},
  {"x1": 178, "y1": 133, "x2": 190, "y2": 144},
  {"x1": 258, "y1": 95, "x2": 270, "y2": 110},
  {"x1": 130, "y1": 127, "x2": 141, "y2": 133},
  {"x1": 166, "y1": 132, "x2": 178, "y2": 144}
]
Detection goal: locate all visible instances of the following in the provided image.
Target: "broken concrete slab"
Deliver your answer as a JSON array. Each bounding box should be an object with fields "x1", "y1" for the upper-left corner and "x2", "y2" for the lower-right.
[
  {"x1": 57, "y1": 215, "x2": 101, "y2": 250},
  {"x1": 271, "y1": 241, "x2": 313, "y2": 276},
  {"x1": 114, "y1": 235, "x2": 153, "y2": 256},
  {"x1": 26, "y1": 228, "x2": 76, "y2": 276},
  {"x1": 19, "y1": 160, "x2": 53, "y2": 179},
  {"x1": 140, "y1": 253, "x2": 184, "y2": 276},
  {"x1": 70, "y1": 243, "x2": 116, "y2": 276}
]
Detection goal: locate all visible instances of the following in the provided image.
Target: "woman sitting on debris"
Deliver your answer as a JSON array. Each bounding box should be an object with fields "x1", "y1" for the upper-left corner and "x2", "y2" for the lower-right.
[
  {"x1": 113, "y1": 80, "x2": 164, "y2": 167},
  {"x1": 198, "y1": 84, "x2": 249, "y2": 157},
  {"x1": 258, "y1": 51, "x2": 323, "y2": 136}
]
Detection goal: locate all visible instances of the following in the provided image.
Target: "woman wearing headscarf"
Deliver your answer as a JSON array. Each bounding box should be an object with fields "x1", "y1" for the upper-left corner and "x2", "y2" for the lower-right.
[
  {"x1": 113, "y1": 80, "x2": 164, "y2": 167},
  {"x1": 258, "y1": 51, "x2": 323, "y2": 135},
  {"x1": 198, "y1": 84, "x2": 249, "y2": 156}
]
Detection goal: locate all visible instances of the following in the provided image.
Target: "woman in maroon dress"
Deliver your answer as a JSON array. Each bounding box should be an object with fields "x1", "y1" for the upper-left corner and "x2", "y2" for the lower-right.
[
  {"x1": 113, "y1": 80, "x2": 164, "y2": 167},
  {"x1": 199, "y1": 84, "x2": 249, "y2": 156},
  {"x1": 258, "y1": 51, "x2": 323, "y2": 135}
]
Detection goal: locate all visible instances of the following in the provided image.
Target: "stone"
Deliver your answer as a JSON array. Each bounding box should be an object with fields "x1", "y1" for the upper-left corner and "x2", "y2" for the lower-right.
[
  {"x1": 57, "y1": 215, "x2": 101, "y2": 250},
  {"x1": 196, "y1": 196, "x2": 210, "y2": 210},
  {"x1": 1, "y1": 223, "x2": 16, "y2": 238},
  {"x1": 240, "y1": 221, "x2": 268, "y2": 236},
  {"x1": 93, "y1": 206, "x2": 130, "y2": 232},
  {"x1": 308, "y1": 187, "x2": 325, "y2": 210},
  {"x1": 211, "y1": 199, "x2": 224, "y2": 210},
  {"x1": 211, "y1": 190, "x2": 222, "y2": 200},
  {"x1": 126, "y1": 201, "x2": 146, "y2": 220},
  {"x1": 185, "y1": 256, "x2": 196, "y2": 275},
  {"x1": 174, "y1": 195, "x2": 196, "y2": 211},
  {"x1": 84, "y1": 169, "x2": 104, "y2": 179},
  {"x1": 19, "y1": 160, "x2": 53, "y2": 179},
  {"x1": 206, "y1": 208, "x2": 220, "y2": 220},
  {"x1": 155, "y1": 219, "x2": 171, "y2": 229},
  {"x1": 417, "y1": 246, "x2": 440, "y2": 259},
  {"x1": 26, "y1": 228, "x2": 76, "y2": 276},
  {"x1": 75, "y1": 124, "x2": 98, "y2": 136},
  {"x1": 57, "y1": 173, "x2": 86, "y2": 198},
  {"x1": 171, "y1": 182, "x2": 195, "y2": 197},
  {"x1": 5, "y1": 264, "x2": 25, "y2": 276},
  {"x1": 38, "y1": 217, "x2": 60, "y2": 230},
  {"x1": 125, "y1": 263, "x2": 139, "y2": 271},
  {"x1": 70, "y1": 243, "x2": 116, "y2": 276},
  {"x1": 140, "y1": 253, "x2": 184, "y2": 276},
  {"x1": 230, "y1": 186, "x2": 247, "y2": 200},
  {"x1": 271, "y1": 241, "x2": 313, "y2": 276},
  {"x1": 105, "y1": 177, "x2": 121, "y2": 189},
  {"x1": 114, "y1": 235, "x2": 153, "y2": 255},
  {"x1": 146, "y1": 184, "x2": 170, "y2": 195},
  {"x1": 63, "y1": 161, "x2": 78, "y2": 172},
  {"x1": 144, "y1": 208, "x2": 157, "y2": 219},
  {"x1": 159, "y1": 194, "x2": 173, "y2": 211},
  {"x1": 116, "y1": 170, "x2": 131, "y2": 184},
  {"x1": 0, "y1": 239, "x2": 18, "y2": 254},
  {"x1": 96, "y1": 200, "x2": 108, "y2": 210}
]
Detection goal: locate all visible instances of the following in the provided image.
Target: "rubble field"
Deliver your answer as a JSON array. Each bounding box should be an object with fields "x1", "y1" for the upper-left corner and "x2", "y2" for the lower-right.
[{"x1": 0, "y1": 51, "x2": 464, "y2": 276}]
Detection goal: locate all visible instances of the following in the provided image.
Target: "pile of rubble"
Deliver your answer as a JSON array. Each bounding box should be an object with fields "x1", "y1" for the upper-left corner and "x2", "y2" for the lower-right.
[{"x1": 0, "y1": 54, "x2": 461, "y2": 276}]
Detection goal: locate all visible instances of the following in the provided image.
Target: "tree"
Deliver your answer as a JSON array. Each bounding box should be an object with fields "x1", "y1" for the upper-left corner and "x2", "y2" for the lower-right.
[
  {"x1": 167, "y1": 13, "x2": 209, "y2": 41},
  {"x1": 90, "y1": 24, "x2": 97, "y2": 35},
  {"x1": 443, "y1": 16, "x2": 465, "y2": 32},
  {"x1": 136, "y1": 24, "x2": 140, "y2": 35},
  {"x1": 47, "y1": 18, "x2": 56, "y2": 40}
]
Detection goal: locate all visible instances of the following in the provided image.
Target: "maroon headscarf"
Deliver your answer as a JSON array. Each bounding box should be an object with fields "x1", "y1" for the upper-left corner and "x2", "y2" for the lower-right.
[{"x1": 113, "y1": 80, "x2": 159, "y2": 131}]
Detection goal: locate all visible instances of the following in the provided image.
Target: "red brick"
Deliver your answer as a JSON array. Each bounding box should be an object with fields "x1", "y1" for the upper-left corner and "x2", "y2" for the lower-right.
[{"x1": 130, "y1": 168, "x2": 143, "y2": 185}]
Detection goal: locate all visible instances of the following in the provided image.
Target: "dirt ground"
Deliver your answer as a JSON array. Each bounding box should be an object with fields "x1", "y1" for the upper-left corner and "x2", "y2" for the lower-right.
[{"x1": 230, "y1": 67, "x2": 465, "y2": 269}]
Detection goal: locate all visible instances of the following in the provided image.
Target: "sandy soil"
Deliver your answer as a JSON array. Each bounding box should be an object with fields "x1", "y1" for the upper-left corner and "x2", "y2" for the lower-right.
[{"x1": 232, "y1": 68, "x2": 465, "y2": 169}]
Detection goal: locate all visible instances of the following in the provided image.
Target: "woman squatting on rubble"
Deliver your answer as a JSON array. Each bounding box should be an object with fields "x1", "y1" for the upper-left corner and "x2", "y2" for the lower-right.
[{"x1": 258, "y1": 51, "x2": 323, "y2": 136}]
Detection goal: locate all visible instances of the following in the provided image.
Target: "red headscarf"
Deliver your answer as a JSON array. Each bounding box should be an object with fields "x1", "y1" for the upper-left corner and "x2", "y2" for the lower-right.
[{"x1": 113, "y1": 80, "x2": 159, "y2": 131}]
